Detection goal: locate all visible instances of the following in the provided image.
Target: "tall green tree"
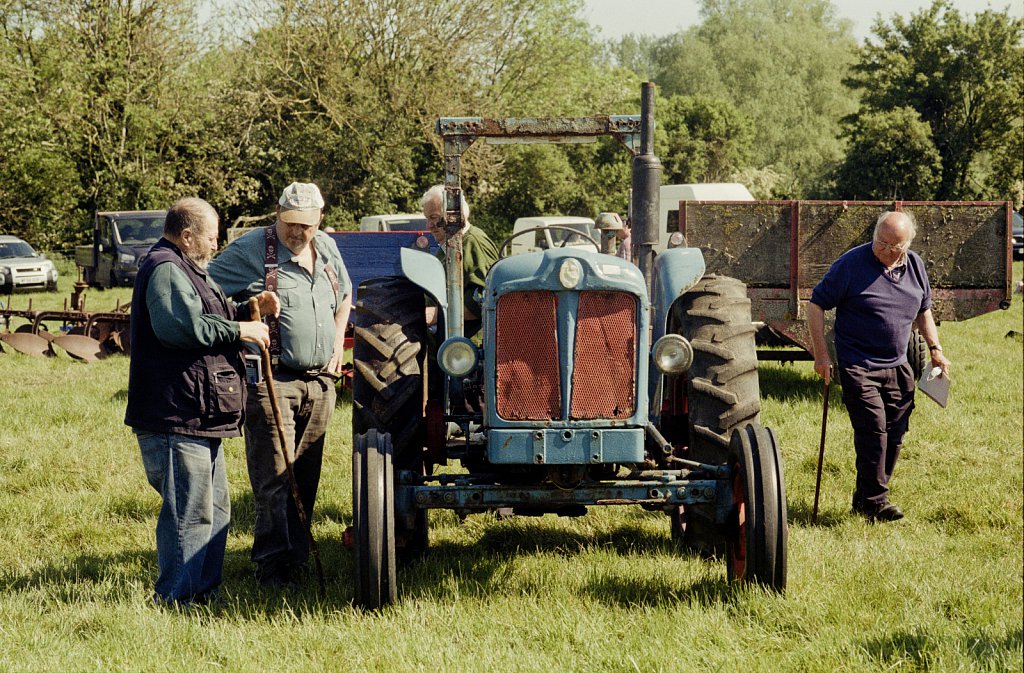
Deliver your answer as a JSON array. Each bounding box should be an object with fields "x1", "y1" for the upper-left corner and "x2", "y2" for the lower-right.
[
  {"x1": 0, "y1": 0, "x2": 241, "y2": 247},
  {"x1": 843, "y1": 0, "x2": 1024, "y2": 200},
  {"x1": 0, "y1": 3, "x2": 84, "y2": 247},
  {"x1": 658, "y1": 94, "x2": 753, "y2": 185},
  {"x1": 834, "y1": 107, "x2": 943, "y2": 199},
  {"x1": 632, "y1": 0, "x2": 859, "y2": 197},
  {"x1": 220, "y1": 0, "x2": 638, "y2": 231}
]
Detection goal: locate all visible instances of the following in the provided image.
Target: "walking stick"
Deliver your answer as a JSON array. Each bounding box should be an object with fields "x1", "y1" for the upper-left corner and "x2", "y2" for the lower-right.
[
  {"x1": 248, "y1": 298, "x2": 326, "y2": 596},
  {"x1": 811, "y1": 372, "x2": 831, "y2": 525}
]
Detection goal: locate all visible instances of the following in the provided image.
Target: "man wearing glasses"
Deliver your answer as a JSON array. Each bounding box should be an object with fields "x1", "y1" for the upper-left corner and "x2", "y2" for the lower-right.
[
  {"x1": 420, "y1": 185, "x2": 498, "y2": 339},
  {"x1": 807, "y1": 211, "x2": 951, "y2": 522}
]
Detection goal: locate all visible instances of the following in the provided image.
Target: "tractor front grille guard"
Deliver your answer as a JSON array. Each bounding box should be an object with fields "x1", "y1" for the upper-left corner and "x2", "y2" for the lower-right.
[
  {"x1": 571, "y1": 291, "x2": 636, "y2": 419},
  {"x1": 494, "y1": 290, "x2": 637, "y2": 421},
  {"x1": 495, "y1": 291, "x2": 561, "y2": 419}
]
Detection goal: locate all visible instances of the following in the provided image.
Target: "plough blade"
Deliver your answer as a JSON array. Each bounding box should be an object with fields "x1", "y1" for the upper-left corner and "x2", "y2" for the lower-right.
[
  {"x1": 0, "y1": 332, "x2": 53, "y2": 357},
  {"x1": 50, "y1": 334, "x2": 106, "y2": 362}
]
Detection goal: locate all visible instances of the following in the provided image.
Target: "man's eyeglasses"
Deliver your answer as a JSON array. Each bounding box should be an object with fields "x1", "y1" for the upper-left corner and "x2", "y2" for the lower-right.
[{"x1": 873, "y1": 239, "x2": 908, "y2": 254}]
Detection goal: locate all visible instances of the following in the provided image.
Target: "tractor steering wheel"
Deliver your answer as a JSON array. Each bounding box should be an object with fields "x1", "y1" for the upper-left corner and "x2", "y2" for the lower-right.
[{"x1": 498, "y1": 225, "x2": 600, "y2": 259}]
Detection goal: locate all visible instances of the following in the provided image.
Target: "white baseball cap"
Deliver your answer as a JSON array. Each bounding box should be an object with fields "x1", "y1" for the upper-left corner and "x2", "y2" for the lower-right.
[{"x1": 278, "y1": 182, "x2": 324, "y2": 225}]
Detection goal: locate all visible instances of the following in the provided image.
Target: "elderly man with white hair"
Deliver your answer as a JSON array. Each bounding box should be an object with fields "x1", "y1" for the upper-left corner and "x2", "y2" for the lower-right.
[
  {"x1": 807, "y1": 210, "x2": 951, "y2": 522},
  {"x1": 420, "y1": 185, "x2": 498, "y2": 339}
]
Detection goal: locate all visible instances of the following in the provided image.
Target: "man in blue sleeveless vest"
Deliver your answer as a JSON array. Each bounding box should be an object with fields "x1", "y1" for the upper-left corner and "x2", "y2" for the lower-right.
[
  {"x1": 808, "y1": 211, "x2": 951, "y2": 522},
  {"x1": 126, "y1": 197, "x2": 277, "y2": 605},
  {"x1": 209, "y1": 182, "x2": 352, "y2": 588}
]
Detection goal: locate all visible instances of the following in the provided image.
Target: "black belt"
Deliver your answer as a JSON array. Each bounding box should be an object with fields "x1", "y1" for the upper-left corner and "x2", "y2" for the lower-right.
[{"x1": 276, "y1": 365, "x2": 326, "y2": 380}]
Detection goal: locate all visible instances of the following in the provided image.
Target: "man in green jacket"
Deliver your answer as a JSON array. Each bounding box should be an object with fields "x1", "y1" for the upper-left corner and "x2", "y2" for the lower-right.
[{"x1": 420, "y1": 185, "x2": 498, "y2": 338}]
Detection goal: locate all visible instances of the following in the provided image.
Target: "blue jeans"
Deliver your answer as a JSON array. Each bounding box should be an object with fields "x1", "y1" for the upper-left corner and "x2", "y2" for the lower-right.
[{"x1": 137, "y1": 431, "x2": 230, "y2": 604}]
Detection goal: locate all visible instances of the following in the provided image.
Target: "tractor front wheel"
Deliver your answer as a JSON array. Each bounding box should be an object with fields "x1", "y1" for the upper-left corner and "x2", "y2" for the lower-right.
[
  {"x1": 726, "y1": 423, "x2": 787, "y2": 591},
  {"x1": 666, "y1": 275, "x2": 760, "y2": 554},
  {"x1": 353, "y1": 429, "x2": 397, "y2": 609}
]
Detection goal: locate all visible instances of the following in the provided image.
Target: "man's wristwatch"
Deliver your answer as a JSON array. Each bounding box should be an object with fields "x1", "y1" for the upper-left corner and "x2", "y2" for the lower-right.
[{"x1": 928, "y1": 344, "x2": 943, "y2": 353}]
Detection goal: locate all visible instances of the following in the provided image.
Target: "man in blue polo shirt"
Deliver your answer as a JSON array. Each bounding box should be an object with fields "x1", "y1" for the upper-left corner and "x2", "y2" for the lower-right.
[
  {"x1": 209, "y1": 182, "x2": 352, "y2": 587},
  {"x1": 808, "y1": 211, "x2": 951, "y2": 522}
]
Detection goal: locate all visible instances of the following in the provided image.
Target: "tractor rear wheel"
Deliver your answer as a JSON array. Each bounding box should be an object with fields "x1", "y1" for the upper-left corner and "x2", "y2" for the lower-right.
[
  {"x1": 667, "y1": 275, "x2": 761, "y2": 553},
  {"x1": 726, "y1": 423, "x2": 787, "y2": 591},
  {"x1": 353, "y1": 429, "x2": 397, "y2": 609},
  {"x1": 353, "y1": 277, "x2": 430, "y2": 560}
]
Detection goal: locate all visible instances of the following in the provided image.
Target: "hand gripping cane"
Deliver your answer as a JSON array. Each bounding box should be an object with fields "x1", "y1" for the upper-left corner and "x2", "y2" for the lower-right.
[{"x1": 248, "y1": 298, "x2": 326, "y2": 596}]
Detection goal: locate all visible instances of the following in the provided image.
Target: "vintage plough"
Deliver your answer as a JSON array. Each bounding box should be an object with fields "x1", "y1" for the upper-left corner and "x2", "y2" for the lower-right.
[{"x1": 0, "y1": 287, "x2": 131, "y2": 361}]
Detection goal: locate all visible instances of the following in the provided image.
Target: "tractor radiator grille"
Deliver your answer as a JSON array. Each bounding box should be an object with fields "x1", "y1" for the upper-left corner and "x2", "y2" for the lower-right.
[
  {"x1": 495, "y1": 291, "x2": 561, "y2": 420},
  {"x1": 571, "y1": 291, "x2": 637, "y2": 419}
]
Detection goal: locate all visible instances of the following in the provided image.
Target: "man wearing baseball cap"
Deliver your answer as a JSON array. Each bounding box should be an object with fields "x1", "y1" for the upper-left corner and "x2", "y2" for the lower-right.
[{"x1": 209, "y1": 181, "x2": 352, "y2": 588}]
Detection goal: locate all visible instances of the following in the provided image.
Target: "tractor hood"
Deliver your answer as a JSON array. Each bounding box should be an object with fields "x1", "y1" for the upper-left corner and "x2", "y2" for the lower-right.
[{"x1": 484, "y1": 248, "x2": 648, "y2": 305}]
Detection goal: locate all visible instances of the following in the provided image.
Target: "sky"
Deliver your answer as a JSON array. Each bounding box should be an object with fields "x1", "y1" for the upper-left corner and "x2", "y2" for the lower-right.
[{"x1": 581, "y1": 0, "x2": 1024, "y2": 41}]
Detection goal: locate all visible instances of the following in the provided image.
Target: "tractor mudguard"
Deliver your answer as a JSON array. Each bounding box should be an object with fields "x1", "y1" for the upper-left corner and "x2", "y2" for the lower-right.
[
  {"x1": 399, "y1": 247, "x2": 448, "y2": 313},
  {"x1": 648, "y1": 247, "x2": 706, "y2": 418},
  {"x1": 651, "y1": 247, "x2": 706, "y2": 345}
]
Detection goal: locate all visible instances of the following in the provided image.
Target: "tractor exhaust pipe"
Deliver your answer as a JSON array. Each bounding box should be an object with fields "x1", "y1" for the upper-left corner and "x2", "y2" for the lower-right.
[{"x1": 632, "y1": 82, "x2": 662, "y2": 292}]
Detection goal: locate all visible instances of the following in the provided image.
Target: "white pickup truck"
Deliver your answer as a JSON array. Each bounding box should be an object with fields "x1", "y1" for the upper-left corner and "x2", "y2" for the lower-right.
[{"x1": 506, "y1": 216, "x2": 598, "y2": 256}]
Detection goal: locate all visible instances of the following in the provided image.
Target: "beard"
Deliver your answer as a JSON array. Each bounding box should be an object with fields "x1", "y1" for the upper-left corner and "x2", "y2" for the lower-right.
[
  {"x1": 283, "y1": 234, "x2": 312, "y2": 253},
  {"x1": 186, "y1": 248, "x2": 213, "y2": 270}
]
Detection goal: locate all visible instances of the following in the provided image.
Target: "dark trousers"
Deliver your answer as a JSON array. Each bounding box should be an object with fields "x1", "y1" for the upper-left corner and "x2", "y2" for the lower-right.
[
  {"x1": 839, "y1": 362, "x2": 916, "y2": 508},
  {"x1": 244, "y1": 373, "x2": 336, "y2": 572}
]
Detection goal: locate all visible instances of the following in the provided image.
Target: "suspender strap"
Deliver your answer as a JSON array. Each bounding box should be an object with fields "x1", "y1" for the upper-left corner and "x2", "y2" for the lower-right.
[
  {"x1": 264, "y1": 226, "x2": 342, "y2": 367},
  {"x1": 263, "y1": 225, "x2": 281, "y2": 364},
  {"x1": 323, "y1": 262, "x2": 340, "y2": 302}
]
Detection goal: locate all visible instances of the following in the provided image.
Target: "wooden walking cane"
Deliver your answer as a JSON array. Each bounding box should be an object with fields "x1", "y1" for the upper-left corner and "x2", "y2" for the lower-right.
[
  {"x1": 248, "y1": 298, "x2": 326, "y2": 596},
  {"x1": 811, "y1": 370, "x2": 831, "y2": 525}
]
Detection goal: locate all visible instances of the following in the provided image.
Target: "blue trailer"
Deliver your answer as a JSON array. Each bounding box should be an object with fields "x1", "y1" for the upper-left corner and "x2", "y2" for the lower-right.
[{"x1": 328, "y1": 230, "x2": 438, "y2": 306}]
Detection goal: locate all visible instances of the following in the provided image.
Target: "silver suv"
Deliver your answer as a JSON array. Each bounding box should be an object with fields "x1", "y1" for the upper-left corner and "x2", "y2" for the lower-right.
[{"x1": 0, "y1": 235, "x2": 58, "y2": 293}]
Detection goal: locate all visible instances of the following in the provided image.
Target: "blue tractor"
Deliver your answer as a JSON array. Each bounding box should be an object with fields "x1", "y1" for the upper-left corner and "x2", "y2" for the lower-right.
[{"x1": 351, "y1": 84, "x2": 787, "y2": 608}]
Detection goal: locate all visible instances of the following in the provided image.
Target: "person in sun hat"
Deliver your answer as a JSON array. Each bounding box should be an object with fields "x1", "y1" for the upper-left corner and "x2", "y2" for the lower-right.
[{"x1": 209, "y1": 182, "x2": 351, "y2": 588}]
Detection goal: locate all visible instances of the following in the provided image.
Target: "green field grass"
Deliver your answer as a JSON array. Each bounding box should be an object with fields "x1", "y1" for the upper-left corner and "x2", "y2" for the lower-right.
[{"x1": 1, "y1": 262, "x2": 1021, "y2": 672}]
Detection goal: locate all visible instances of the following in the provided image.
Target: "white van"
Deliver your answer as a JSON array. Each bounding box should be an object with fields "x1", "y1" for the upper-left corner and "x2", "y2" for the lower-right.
[
  {"x1": 359, "y1": 214, "x2": 429, "y2": 232},
  {"x1": 655, "y1": 183, "x2": 753, "y2": 251},
  {"x1": 507, "y1": 216, "x2": 598, "y2": 256}
]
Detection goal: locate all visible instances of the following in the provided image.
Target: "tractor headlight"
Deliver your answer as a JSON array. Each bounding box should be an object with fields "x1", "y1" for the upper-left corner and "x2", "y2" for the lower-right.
[
  {"x1": 558, "y1": 258, "x2": 582, "y2": 289},
  {"x1": 438, "y1": 336, "x2": 479, "y2": 377},
  {"x1": 653, "y1": 334, "x2": 693, "y2": 374}
]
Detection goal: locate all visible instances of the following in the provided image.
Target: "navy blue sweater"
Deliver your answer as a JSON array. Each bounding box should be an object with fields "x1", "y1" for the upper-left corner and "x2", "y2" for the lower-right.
[{"x1": 810, "y1": 243, "x2": 932, "y2": 370}]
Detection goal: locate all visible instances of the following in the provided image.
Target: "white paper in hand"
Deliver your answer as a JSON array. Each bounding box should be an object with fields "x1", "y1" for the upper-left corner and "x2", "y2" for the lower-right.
[{"x1": 918, "y1": 366, "x2": 950, "y2": 408}]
